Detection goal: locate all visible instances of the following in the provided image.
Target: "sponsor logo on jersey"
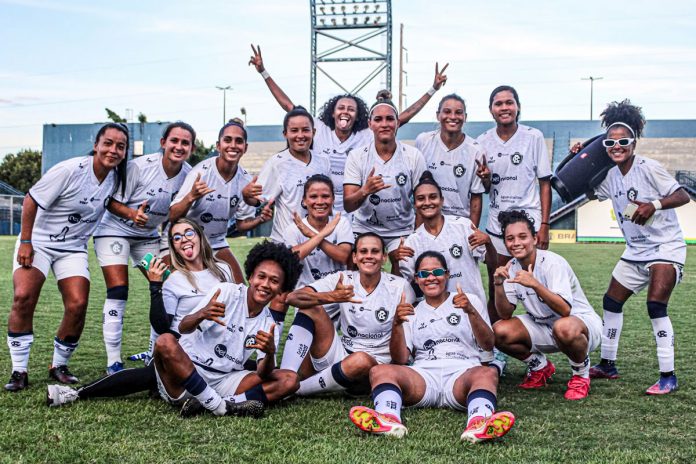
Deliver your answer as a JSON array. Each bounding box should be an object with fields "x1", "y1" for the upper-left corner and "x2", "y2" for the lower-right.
[
  {"x1": 68, "y1": 214, "x2": 82, "y2": 224},
  {"x1": 449, "y1": 244, "x2": 463, "y2": 259},
  {"x1": 423, "y1": 336, "x2": 460, "y2": 350},
  {"x1": 627, "y1": 187, "x2": 638, "y2": 202},
  {"x1": 453, "y1": 164, "x2": 466, "y2": 178},
  {"x1": 447, "y1": 313, "x2": 461, "y2": 325},
  {"x1": 511, "y1": 152, "x2": 523, "y2": 165},
  {"x1": 440, "y1": 186, "x2": 459, "y2": 193},
  {"x1": 230, "y1": 195, "x2": 240, "y2": 208},
  {"x1": 110, "y1": 241, "x2": 123, "y2": 255},
  {"x1": 146, "y1": 189, "x2": 156, "y2": 197},
  {"x1": 214, "y1": 344, "x2": 227, "y2": 358},
  {"x1": 310, "y1": 268, "x2": 322, "y2": 280},
  {"x1": 395, "y1": 172, "x2": 408, "y2": 186},
  {"x1": 200, "y1": 213, "x2": 213, "y2": 223},
  {"x1": 369, "y1": 194, "x2": 380, "y2": 205},
  {"x1": 345, "y1": 325, "x2": 384, "y2": 340},
  {"x1": 375, "y1": 307, "x2": 389, "y2": 323}
]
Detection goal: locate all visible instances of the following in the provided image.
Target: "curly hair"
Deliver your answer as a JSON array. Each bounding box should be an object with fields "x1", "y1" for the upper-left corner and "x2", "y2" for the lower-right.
[
  {"x1": 244, "y1": 240, "x2": 303, "y2": 293},
  {"x1": 317, "y1": 94, "x2": 369, "y2": 134},
  {"x1": 499, "y1": 210, "x2": 536, "y2": 237},
  {"x1": 600, "y1": 99, "x2": 646, "y2": 138}
]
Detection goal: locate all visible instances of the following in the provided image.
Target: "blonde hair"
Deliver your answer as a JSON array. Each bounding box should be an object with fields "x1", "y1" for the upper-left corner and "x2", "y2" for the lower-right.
[{"x1": 168, "y1": 218, "x2": 230, "y2": 290}]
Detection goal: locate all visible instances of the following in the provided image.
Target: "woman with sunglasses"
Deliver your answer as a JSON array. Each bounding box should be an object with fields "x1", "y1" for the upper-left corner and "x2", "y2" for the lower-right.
[
  {"x1": 7, "y1": 123, "x2": 128, "y2": 392},
  {"x1": 349, "y1": 251, "x2": 514, "y2": 442},
  {"x1": 170, "y1": 119, "x2": 272, "y2": 284},
  {"x1": 248, "y1": 44, "x2": 447, "y2": 213},
  {"x1": 93, "y1": 122, "x2": 194, "y2": 375},
  {"x1": 580, "y1": 100, "x2": 690, "y2": 395}
]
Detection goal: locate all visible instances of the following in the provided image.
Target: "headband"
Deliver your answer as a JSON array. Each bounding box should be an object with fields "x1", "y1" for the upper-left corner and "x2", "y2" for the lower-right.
[
  {"x1": 606, "y1": 122, "x2": 636, "y2": 138},
  {"x1": 369, "y1": 101, "x2": 399, "y2": 119}
]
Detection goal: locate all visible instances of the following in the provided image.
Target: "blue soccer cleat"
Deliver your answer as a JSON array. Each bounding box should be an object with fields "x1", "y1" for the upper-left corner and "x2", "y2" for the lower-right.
[
  {"x1": 106, "y1": 362, "x2": 124, "y2": 376},
  {"x1": 646, "y1": 374, "x2": 678, "y2": 395}
]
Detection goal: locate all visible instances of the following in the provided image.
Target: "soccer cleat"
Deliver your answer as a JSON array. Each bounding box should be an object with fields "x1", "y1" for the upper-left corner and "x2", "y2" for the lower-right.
[
  {"x1": 564, "y1": 375, "x2": 591, "y2": 400},
  {"x1": 106, "y1": 362, "x2": 124, "y2": 376},
  {"x1": 180, "y1": 398, "x2": 265, "y2": 419},
  {"x1": 349, "y1": 406, "x2": 407, "y2": 438},
  {"x1": 48, "y1": 365, "x2": 79, "y2": 384},
  {"x1": 4, "y1": 371, "x2": 28, "y2": 392},
  {"x1": 589, "y1": 361, "x2": 620, "y2": 380},
  {"x1": 519, "y1": 360, "x2": 555, "y2": 389},
  {"x1": 461, "y1": 411, "x2": 516, "y2": 443},
  {"x1": 646, "y1": 374, "x2": 678, "y2": 395},
  {"x1": 128, "y1": 351, "x2": 152, "y2": 363},
  {"x1": 46, "y1": 384, "x2": 80, "y2": 407}
]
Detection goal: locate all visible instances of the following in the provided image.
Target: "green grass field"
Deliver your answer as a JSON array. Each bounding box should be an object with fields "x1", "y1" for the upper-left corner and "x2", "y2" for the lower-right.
[{"x1": 0, "y1": 236, "x2": 695, "y2": 463}]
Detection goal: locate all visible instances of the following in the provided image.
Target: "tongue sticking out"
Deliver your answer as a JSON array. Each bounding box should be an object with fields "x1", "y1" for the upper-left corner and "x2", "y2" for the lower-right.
[
  {"x1": 184, "y1": 248, "x2": 194, "y2": 258},
  {"x1": 337, "y1": 119, "x2": 349, "y2": 130}
]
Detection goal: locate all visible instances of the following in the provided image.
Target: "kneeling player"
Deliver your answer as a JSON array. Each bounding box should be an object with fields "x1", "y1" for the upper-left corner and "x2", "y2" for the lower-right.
[
  {"x1": 349, "y1": 251, "x2": 514, "y2": 442},
  {"x1": 492, "y1": 211, "x2": 602, "y2": 400},
  {"x1": 153, "y1": 240, "x2": 303, "y2": 417},
  {"x1": 284, "y1": 233, "x2": 415, "y2": 395}
]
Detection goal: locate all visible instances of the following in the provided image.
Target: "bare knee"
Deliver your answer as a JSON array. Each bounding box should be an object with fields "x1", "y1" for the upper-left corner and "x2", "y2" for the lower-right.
[
  {"x1": 493, "y1": 320, "x2": 518, "y2": 347},
  {"x1": 154, "y1": 333, "x2": 180, "y2": 360},
  {"x1": 552, "y1": 318, "x2": 580, "y2": 343},
  {"x1": 275, "y1": 369, "x2": 300, "y2": 395},
  {"x1": 12, "y1": 289, "x2": 39, "y2": 313},
  {"x1": 343, "y1": 352, "x2": 377, "y2": 378},
  {"x1": 369, "y1": 364, "x2": 396, "y2": 385}
]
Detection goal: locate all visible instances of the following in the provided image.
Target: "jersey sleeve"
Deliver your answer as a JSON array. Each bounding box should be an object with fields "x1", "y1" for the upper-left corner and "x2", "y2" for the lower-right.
[
  {"x1": 335, "y1": 216, "x2": 354, "y2": 245},
  {"x1": 467, "y1": 293, "x2": 491, "y2": 325},
  {"x1": 402, "y1": 279, "x2": 416, "y2": 304},
  {"x1": 284, "y1": 222, "x2": 305, "y2": 247},
  {"x1": 648, "y1": 161, "x2": 681, "y2": 197},
  {"x1": 28, "y1": 163, "x2": 73, "y2": 210},
  {"x1": 410, "y1": 149, "x2": 427, "y2": 191},
  {"x1": 414, "y1": 132, "x2": 428, "y2": 152},
  {"x1": 235, "y1": 200, "x2": 257, "y2": 221},
  {"x1": 307, "y1": 270, "x2": 342, "y2": 293},
  {"x1": 543, "y1": 257, "x2": 574, "y2": 306},
  {"x1": 594, "y1": 176, "x2": 611, "y2": 201},
  {"x1": 257, "y1": 157, "x2": 283, "y2": 201},
  {"x1": 503, "y1": 279, "x2": 518, "y2": 306},
  {"x1": 402, "y1": 314, "x2": 415, "y2": 355},
  {"x1": 399, "y1": 234, "x2": 417, "y2": 283},
  {"x1": 171, "y1": 166, "x2": 198, "y2": 206},
  {"x1": 535, "y1": 133, "x2": 553, "y2": 179},
  {"x1": 162, "y1": 280, "x2": 179, "y2": 317},
  {"x1": 343, "y1": 150, "x2": 364, "y2": 186}
]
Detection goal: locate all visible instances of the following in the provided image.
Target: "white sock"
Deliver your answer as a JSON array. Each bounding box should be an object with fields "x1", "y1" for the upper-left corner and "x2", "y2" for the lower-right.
[
  {"x1": 297, "y1": 362, "x2": 349, "y2": 396},
  {"x1": 195, "y1": 385, "x2": 225, "y2": 415},
  {"x1": 103, "y1": 298, "x2": 127, "y2": 365},
  {"x1": 466, "y1": 390, "x2": 496, "y2": 422},
  {"x1": 280, "y1": 324, "x2": 314, "y2": 372},
  {"x1": 7, "y1": 333, "x2": 33, "y2": 373},
  {"x1": 601, "y1": 310, "x2": 623, "y2": 361},
  {"x1": 147, "y1": 327, "x2": 158, "y2": 358},
  {"x1": 372, "y1": 383, "x2": 403, "y2": 422},
  {"x1": 650, "y1": 316, "x2": 675, "y2": 373},
  {"x1": 230, "y1": 392, "x2": 247, "y2": 403},
  {"x1": 52, "y1": 337, "x2": 79, "y2": 367},
  {"x1": 569, "y1": 356, "x2": 590, "y2": 378},
  {"x1": 522, "y1": 353, "x2": 548, "y2": 371}
]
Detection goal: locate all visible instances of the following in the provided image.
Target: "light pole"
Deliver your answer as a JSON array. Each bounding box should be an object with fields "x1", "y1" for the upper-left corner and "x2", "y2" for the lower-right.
[
  {"x1": 581, "y1": 76, "x2": 603, "y2": 120},
  {"x1": 240, "y1": 107, "x2": 247, "y2": 125},
  {"x1": 215, "y1": 85, "x2": 232, "y2": 124}
]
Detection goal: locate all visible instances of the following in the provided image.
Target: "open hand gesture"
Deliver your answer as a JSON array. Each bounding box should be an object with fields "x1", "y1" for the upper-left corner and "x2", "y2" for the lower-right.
[
  {"x1": 475, "y1": 157, "x2": 491, "y2": 183},
  {"x1": 493, "y1": 261, "x2": 512, "y2": 286}
]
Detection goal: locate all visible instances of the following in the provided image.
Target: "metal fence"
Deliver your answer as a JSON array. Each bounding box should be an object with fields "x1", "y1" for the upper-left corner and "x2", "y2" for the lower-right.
[{"x1": 0, "y1": 195, "x2": 23, "y2": 235}]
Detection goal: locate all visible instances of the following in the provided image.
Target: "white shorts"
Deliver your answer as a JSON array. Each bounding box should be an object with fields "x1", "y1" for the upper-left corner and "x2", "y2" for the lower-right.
[
  {"x1": 13, "y1": 239, "x2": 89, "y2": 280},
  {"x1": 94, "y1": 236, "x2": 161, "y2": 267},
  {"x1": 155, "y1": 363, "x2": 253, "y2": 406},
  {"x1": 612, "y1": 260, "x2": 684, "y2": 294},
  {"x1": 489, "y1": 234, "x2": 510, "y2": 257},
  {"x1": 515, "y1": 312, "x2": 602, "y2": 355},
  {"x1": 310, "y1": 332, "x2": 390, "y2": 372},
  {"x1": 409, "y1": 360, "x2": 480, "y2": 411}
]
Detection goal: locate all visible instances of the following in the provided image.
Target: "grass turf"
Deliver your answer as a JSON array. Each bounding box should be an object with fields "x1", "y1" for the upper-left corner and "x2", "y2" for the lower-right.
[{"x1": 0, "y1": 236, "x2": 695, "y2": 463}]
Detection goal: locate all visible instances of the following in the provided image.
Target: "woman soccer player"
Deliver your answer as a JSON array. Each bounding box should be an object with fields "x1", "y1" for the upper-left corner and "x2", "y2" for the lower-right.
[
  {"x1": 349, "y1": 251, "x2": 514, "y2": 442},
  {"x1": 476, "y1": 85, "x2": 552, "y2": 263},
  {"x1": 583, "y1": 100, "x2": 690, "y2": 395},
  {"x1": 93, "y1": 121, "x2": 194, "y2": 375},
  {"x1": 170, "y1": 119, "x2": 273, "y2": 283},
  {"x1": 415, "y1": 94, "x2": 488, "y2": 225},
  {"x1": 248, "y1": 44, "x2": 447, "y2": 212},
  {"x1": 343, "y1": 97, "x2": 426, "y2": 269},
  {"x1": 242, "y1": 107, "x2": 331, "y2": 243},
  {"x1": 7, "y1": 123, "x2": 128, "y2": 391},
  {"x1": 492, "y1": 210, "x2": 603, "y2": 400}
]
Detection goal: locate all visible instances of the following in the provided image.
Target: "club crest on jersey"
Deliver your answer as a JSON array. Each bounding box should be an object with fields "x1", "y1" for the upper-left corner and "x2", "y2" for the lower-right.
[
  {"x1": 453, "y1": 164, "x2": 466, "y2": 178},
  {"x1": 230, "y1": 195, "x2": 240, "y2": 208},
  {"x1": 395, "y1": 172, "x2": 408, "y2": 186},
  {"x1": 375, "y1": 307, "x2": 389, "y2": 323},
  {"x1": 627, "y1": 187, "x2": 638, "y2": 202},
  {"x1": 68, "y1": 214, "x2": 82, "y2": 224},
  {"x1": 110, "y1": 241, "x2": 123, "y2": 255},
  {"x1": 310, "y1": 268, "x2": 322, "y2": 280},
  {"x1": 450, "y1": 244, "x2": 463, "y2": 259},
  {"x1": 244, "y1": 335, "x2": 256, "y2": 349},
  {"x1": 447, "y1": 313, "x2": 461, "y2": 326},
  {"x1": 214, "y1": 344, "x2": 227, "y2": 358},
  {"x1": 200, "y1": 213, "x2": 213, "y2": 223},
  {"x1": 511, "y1": 152, "x2": 523, "y2": 165}
]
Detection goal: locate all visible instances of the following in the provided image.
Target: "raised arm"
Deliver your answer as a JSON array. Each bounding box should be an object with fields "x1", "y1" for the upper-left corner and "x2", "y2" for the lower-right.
[
  {"x1": 249, "y1": 44, "x2": 295, "y2": 112},
  {"x1": 398, "y1": 62, "x2": 449, "y2": 126}
]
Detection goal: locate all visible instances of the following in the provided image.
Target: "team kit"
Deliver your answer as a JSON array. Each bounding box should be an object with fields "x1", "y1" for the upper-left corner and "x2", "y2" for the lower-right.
[{"x1": 6, "y1": 47, "x2": 689, "y2": 444}]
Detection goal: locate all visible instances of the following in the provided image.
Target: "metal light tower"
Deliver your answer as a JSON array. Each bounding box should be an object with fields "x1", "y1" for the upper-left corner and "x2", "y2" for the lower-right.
[
  {"x1": 216, "y1": 85, "x2": 232, "y2": 124},
  {"x1": 309, "y1": 0, "x2": 392, "y2": 114}
]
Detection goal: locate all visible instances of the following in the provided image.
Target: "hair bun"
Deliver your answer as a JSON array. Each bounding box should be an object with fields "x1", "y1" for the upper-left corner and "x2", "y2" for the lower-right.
[
  {"x1": 228, "y1": 117, "x2": 245, "y2": 127},
  {"x1": 375, "y1": 89, "x2": 392, "y2": 102},
  {"x1": 419, "y1": 171, "x2": 435, "y2": 182}
]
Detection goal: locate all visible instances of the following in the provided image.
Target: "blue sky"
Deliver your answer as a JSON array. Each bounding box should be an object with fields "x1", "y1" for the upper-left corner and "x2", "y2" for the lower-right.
[{"x1": 1, "y1": 0, "x2": 694, "y2": 155}]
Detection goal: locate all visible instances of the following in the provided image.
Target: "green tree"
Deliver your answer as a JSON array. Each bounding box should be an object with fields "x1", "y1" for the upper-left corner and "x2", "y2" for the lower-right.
[
  {"x1": 189, "y1": 139, "x2": 215, "y2": 166},
  {"x1": 0, "y1": 149, "x2": 41, "y2": 193},
  {"x1": 137, "y1": 112, "x2": 147, "y2": 123},
  {"x1": 105, "y1": 108, "x2": 127, "y2": 123}
]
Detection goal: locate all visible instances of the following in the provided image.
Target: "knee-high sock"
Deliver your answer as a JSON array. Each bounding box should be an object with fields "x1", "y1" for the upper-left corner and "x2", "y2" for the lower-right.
[
  {"x1": 52, "y1": 336, "x2": 79, "y2": 367},
  {"x1": 297, "y1": 361, "x2": 351, "y2": 396},
  {"x1": 182, "y1": 371, "x2": 226, "y2": 416},
  {"x1": 600, "y1": 294, "x2": 624, "y2": 361},
  {"x1": 648, "y1": 301, "x2": 674, "y2": 373},
  {"x1": 103, "y1": 285, "x2": 128, "y2": 365},
  {"x1": 372, "y1": 383, "x2": 403, "y2": 422},
  {"x1": 7, "y1": 332, "x2": 33, "y2": 373},
  {"x1": 466, "y1": 389, "x2": 496, "y2": 424},
  {"x1": 77, "y1": 364, "x2": 156, "y2": 398},
  {"x1": 280, "y1": 312, "x2": 315, "y2": 372}
]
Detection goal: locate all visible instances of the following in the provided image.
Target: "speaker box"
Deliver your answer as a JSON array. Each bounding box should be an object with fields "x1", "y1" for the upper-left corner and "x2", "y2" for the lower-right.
[{"x1": 551, "y1": 134, "x2": 615, "y2": 203}]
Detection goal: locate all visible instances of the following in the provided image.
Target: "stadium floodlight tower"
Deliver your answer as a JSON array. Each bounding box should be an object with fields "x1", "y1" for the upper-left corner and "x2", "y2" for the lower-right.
[{"x1": 309, "y1": 0, "x2": 392, "y2": 114}]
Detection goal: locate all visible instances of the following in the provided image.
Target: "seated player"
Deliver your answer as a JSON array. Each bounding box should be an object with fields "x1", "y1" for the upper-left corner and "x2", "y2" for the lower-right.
[
  {"x1": 284, "y1": 233, "x2": 415, "y2": 395},
  {"x1": 349, "y1": 251, "x2": 514, "y2": 442},
  {"x1": 492, "y1": 211, "x2": 602, "y2": 400}
]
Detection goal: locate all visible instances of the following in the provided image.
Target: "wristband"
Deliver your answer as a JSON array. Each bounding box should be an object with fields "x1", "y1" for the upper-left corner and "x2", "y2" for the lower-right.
[
  {"x1": 426, "y1": 86, "x2": 437, "y2": 96},
  {"x1": 494, "y1": 283, "x2": 504, "y2": 287},
  {"x1": 261, "y1": 70, "x2": 270, "y2": 80},
  {"x1": 651, "y1": 199, "x2": 662, "y2": 210},
  {"x1": 541, "y1": 222, "x2": 550, "y2": 226},
  {"x1": 20, "y1": 239, "x2": 32, "y2": 244}
]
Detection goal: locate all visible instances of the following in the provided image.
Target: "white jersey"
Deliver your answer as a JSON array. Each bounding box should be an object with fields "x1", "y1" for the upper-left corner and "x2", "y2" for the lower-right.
[
  {"x1": 309, "y1": 270, "x2": 415, "y2": 360},
  {"x1": 344, "y1": 141, "x2": 426, "y2": 236},
  {"x1": 171, "y1": 157, "x2": 256, "y2": 248},
  {"x1": 28, "y1": 155, "x2": 117, "y2": 251},
  {"x1": 313, "y1": 118, "x2": 373, "y2": 213},
  {"x1": 476, "y1": 124, "x2": 552, "y2": 236},
  {"x1": 285, "y1": 215, "x2": 354, "y2": 288},
  {"x1": 162, "y1": 262, "x2": 232, "y2": 349},
  {"x1": 185, "y1": 283, "x2": 279, "y2": 374},
  {"x1": 403, "y1": 293, "x2": 489, "y2": 368},
  {"x1": 95, "y1": 152, "x2": 191, "y2": 238},
  {"x1": 503, "y1": 249, "x2": 595, "y2": 326},
  {"x1": 595, "y1": 155, "x2": 686, "y2": 264},
  {"x1": 399, "y1": 215, "x2": 487, "y2": 305},
  {"x1": 256, "y1": 149, "x2": 331, "y2": 243},
  {"x1": 416, "y1": 130, "x2": 486, "y2": 218}
]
